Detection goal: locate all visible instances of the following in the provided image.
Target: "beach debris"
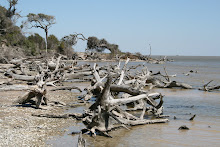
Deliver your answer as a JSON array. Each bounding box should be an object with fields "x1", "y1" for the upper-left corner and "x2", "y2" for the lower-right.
[
  {"x1": 189, "y1": 114, "x2": 196, "y2": 121},
  {"x1": 80, "y1": 74, "x2": 168, "y2": 137},
  {"x1": 199, "y1": 80, "x2": 220, "y2": 92},
  {"x1": 178, "y1": 125, "x2": 189, "y2": 130}
]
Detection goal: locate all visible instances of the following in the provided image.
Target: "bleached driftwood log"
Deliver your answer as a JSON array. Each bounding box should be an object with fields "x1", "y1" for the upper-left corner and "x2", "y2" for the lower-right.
[
  {"x1": 5, "y1": 69, "x2": 36, "y2": 81},
  {"x1": 81, "y1": 76, "x2": 168, "y2": 137}
]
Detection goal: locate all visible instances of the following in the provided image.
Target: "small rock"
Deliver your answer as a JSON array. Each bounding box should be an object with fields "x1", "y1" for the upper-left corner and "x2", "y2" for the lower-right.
[
  {"x1": 178, "y1": 125, "x2": 189, "y2": 130},
  {"x1": 208, "y1": 126, "x2": 211, "y2": 128},
  {"x1": 174, "y1": 116, "x2": 177, "y2": 120}
]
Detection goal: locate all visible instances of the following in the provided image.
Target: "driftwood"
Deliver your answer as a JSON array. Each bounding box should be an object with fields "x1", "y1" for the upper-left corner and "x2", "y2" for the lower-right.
[
  {"x1": 5, "y1": 70, "x2": 36, "y2": 81},
  {"x1": 14, "y1": 84, "x2": 47, "y2": 108},
  {"x1": 110, "y1": 114, "x2": 168, "y2": 126},
  {"x1": 50, "y1": 86, "x2": 82, "y2": 92},
  {"x1": 110, "y1": 84, "x2": 146, "y2": 95},
  {"x1": 0, "y1": 84, "x2": 29, "y2": 91},
  {"x1": 13, "y1": 64, "x2": 50, "y2": 109},
  {"x1": 117, "y1": 58, "x2": 129, "y2": 85},
  {"x1": 32, "y1": 113, "x2": 85, "y2": 120},
  {"x1": 11, "y1": 55, "x2": 80, "y2": 108},
  {"x1": 178, "y1": 125, "x2": 189, "y2": 130},
  {"x1": 199, "y1": 80, "x2": 220, "y2": 91},
  {"x1": 145, "y1": 70, "x2": 192, "y2": 89},
  {"x1": 205, "y1": 85, "x2": 220, "y2": 91},
  {"x1": 88, "y1": 83, "x2": 147, "y2": 98},
  {"x1": 164, "y1": 81, "x2": 193, "y2": 89},
  {"x1": 106, "y1": 93, "x2": 160, "y2": 106},
  {"x1": 189, "y1": 114, "x2": 196, "y2": 121},
  {"x1": 81, "y1": 76, "x2": 168, "y2": 137},
  {"x1": 66, "y1": 71, "x2": 92, "y2": 80},
  {"x1": 0, "y1": 64, "x2": 16, "y2": 69}
]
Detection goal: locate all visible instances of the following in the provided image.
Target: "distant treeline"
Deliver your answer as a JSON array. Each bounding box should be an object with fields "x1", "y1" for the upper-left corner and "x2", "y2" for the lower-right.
[
  {"x1": 0, "y1": 1, "x2": 77, "y2": 58},
  {"x1": 0, "y1": 0, "x2": 146, "y2": 60}
]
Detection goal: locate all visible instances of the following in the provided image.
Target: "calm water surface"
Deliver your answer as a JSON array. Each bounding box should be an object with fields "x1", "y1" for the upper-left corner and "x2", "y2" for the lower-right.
[{"x1": 49, "y1": 56, "x2": 220, "y2": 147}]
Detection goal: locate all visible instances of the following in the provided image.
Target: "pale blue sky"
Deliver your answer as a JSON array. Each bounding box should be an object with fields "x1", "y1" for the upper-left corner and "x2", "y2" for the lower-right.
[{"x1": 1, "y1": 0, "x2": 220, "y2": 56}]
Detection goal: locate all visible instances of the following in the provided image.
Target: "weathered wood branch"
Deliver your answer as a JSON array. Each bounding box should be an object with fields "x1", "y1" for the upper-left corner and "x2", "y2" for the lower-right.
[
  {"x1": 0, "y1": 84, "x2": 29, "y2": 91},
  {"x1": 106, "y1": 93, "x2": 159, "y2": 106},
  {"x1": 117, "y1": 58, "x2": 130, "y2": 85},
  {"x1": 32, "y1": 113, "x2": 85, "y2": 120},
  {"x1": 110, "y1": 84, "x2": 145, "y2": 96},
  {"x1": 189, "y1": 114, "x2": 196, "y2": 121},
  {"x1": 199, "y1": 80, "x2": 220, "y2": 91},
  {"x1": 110, "y1": 113, "x2": 168, "y2": 126},
  {"x1": 5, "y1": 70, "x2": 36, "y2": 81},
  {"x1": 164, "y1": 81, "x2": 192, "y2": 89},
  {"x1": 50, "y1": 86, "x2": 82, "y2": 92}
]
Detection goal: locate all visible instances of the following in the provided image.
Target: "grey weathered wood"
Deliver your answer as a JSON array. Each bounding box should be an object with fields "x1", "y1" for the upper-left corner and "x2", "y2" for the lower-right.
[{"x1": 50, "y1": 86, "x2": 82, "y2": 92}]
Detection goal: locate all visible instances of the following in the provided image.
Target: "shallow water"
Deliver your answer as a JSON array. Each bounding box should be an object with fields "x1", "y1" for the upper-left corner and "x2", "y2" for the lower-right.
[
  {"x1": 49, "y1": 56, "x2": 220, "y2": 147},
  {"x1": 81, "y1": 89, "x2": 220, "y2": 147}
]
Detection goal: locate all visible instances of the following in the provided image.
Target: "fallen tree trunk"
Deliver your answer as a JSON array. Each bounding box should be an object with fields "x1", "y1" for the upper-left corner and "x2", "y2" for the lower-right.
[
  {"x1": 88, "y1": 83, "x2": 150, "y2": 97},
  {"x1": 0, "y1": 64, "x2": 16, "y2": 69},
  {"x1": 5, "y1": 70, "x2": 36, "y2": 81},
  {"x1": 110, "y1": 84, "x2": 145, "y2": 96},
  {"x1": 106, "y1": 93, "x2": 159, "y2": 106},
  {"x1": 0, "y1": 85, "x2": 29, "y2": 91}
]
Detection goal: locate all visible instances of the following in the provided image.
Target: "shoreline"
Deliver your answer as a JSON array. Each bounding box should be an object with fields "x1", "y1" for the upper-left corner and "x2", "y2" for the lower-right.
[{"x1": 0, "y1": 89, "x2": 81, "y2": 146}]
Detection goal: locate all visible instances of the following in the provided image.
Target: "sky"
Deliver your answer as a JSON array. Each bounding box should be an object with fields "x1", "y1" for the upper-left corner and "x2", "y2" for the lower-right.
[{"x1": 1, "y1": 0, "x2": 220, "y2": 56}]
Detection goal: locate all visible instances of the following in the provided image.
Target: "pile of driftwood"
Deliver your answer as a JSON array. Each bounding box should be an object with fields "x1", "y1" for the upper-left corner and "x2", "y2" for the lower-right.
[
  {"x1": 0, "y1": 54, "x2": 82, "y2": 108},
  {"x1": 0, "y1": 54, "x2": 219, "y2": 146}
]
